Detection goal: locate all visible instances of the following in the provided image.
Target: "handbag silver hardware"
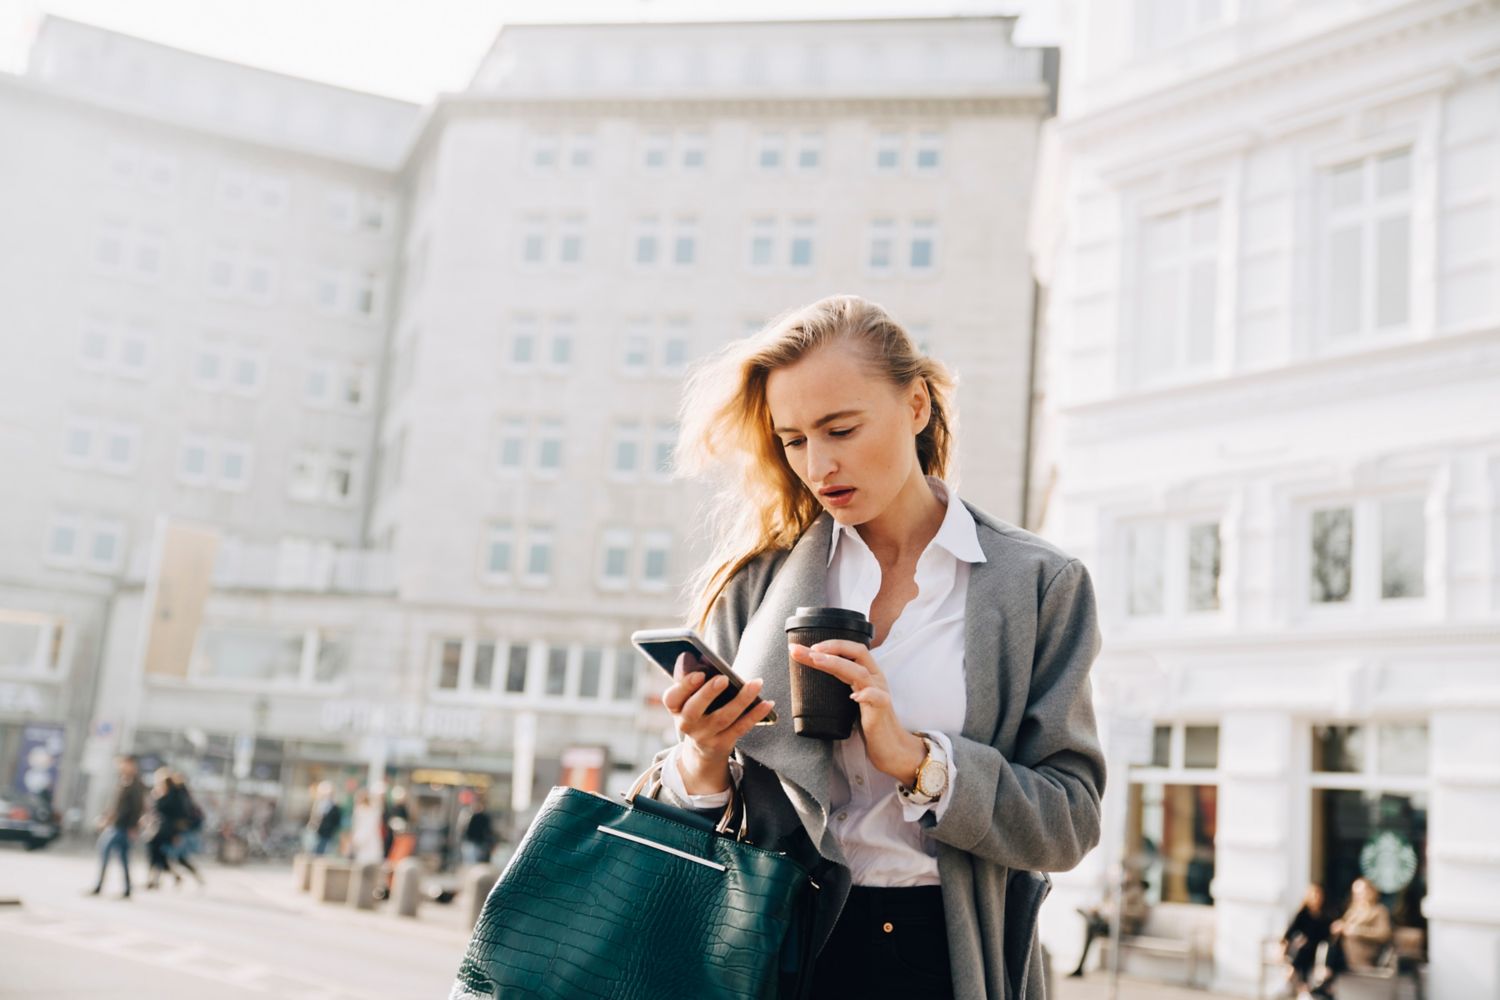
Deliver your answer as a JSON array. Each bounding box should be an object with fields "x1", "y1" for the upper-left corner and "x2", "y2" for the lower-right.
[{"x1": 595, "y1": 825, "x2": 727, "y2": 872}]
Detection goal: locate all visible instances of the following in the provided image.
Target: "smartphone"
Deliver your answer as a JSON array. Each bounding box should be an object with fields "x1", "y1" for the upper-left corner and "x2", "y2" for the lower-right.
[{"x1": 630, "y1": 627, "x2": 778, "y2": 726}]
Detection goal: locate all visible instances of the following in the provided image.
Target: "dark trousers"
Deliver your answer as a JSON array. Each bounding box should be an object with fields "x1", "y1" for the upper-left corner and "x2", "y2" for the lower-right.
[
  {"x1": 94, "y1": 826, "x2": 132, "y2": 894},
  {"x1": 811, "y1": 885, "x2": 953, "y2": 1000}
]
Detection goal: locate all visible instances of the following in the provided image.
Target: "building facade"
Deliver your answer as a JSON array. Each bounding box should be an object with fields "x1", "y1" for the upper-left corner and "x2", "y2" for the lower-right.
[
  {"x1": 1030, "y1": 1, "x2": 1500, "y2": 997},
  {"x1": 0, "y1": 14, "x2": 1055, "y2": 858}
]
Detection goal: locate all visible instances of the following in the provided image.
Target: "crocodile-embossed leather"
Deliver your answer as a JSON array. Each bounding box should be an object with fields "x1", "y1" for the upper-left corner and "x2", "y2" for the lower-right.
[{"x1": 449, "y1": 785, "x2": 814, "y2": 1000}]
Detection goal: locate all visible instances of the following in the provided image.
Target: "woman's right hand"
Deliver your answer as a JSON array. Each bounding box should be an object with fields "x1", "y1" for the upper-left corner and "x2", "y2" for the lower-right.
[{"x1": 661, "y1": 652, "x2": 775, "y2": 795}]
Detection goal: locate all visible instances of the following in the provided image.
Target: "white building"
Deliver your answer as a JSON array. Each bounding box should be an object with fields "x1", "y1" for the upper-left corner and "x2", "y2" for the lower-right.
[
  {"x1": 0, "y1": 14, "x2": 1056, "y2": 852},
  {"x1": 1031, "y1": 1, "x2": 1500, "y2": 997}
]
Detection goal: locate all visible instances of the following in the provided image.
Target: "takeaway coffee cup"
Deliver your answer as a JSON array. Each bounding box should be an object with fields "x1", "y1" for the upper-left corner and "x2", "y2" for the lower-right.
[{"x1": 784, "y1": 606, "x2": 874, "y2": 739}]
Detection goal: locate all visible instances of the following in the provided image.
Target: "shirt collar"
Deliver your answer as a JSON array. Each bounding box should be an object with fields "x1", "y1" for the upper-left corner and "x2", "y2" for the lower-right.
[{"x1": 827, "y1": 474, "x2": 987, "y2": 567}]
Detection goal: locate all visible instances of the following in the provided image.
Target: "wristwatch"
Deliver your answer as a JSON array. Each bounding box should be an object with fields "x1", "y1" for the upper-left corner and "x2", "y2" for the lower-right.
[{"x1": 899, "y1": 732, "x2": 949, "y2": 805}]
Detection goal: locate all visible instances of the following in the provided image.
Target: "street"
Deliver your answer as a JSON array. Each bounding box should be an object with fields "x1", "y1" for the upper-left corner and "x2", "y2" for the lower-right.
[{"x1": 0, "y1": 842, "x2": 1246, "y2": 1000}]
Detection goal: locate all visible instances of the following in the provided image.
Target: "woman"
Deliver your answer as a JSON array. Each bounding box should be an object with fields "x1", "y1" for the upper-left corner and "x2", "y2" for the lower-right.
[
  {"x1": 164, "y1": 772, "x2": 205, "y2": 886},
  {"x1": 1317, "y1": 877, "x2": 1393, "y2": 997},
  {"x1": 349, "y1": 788, "x2": 385, "y2": 865},
  {"x1": 1281, "y1": 883, "x2": 1332, "y2": 997},
  {"x1": 654, "y1": 295, "x2": 1105, "y2": 1000},
  {"x1": 143, "y1": 767, "x2": 184, "y2": 889}
]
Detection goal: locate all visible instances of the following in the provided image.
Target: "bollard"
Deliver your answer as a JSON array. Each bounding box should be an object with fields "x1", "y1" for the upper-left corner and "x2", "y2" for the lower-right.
[
  {"x1": 292, "y1": 853, "x2": 311, "y2": 892},
  {"x1": 347, "y1": 860, "x2": 381, "y2": 911},
  {"x1": 393, "y1": 857, "x2": 423, "y2": 918},
  {"x1": 464, "y1": 863, "x2": 500, "y2": 929},
  {"x1": 310, "y1": 857, "x2": 353, "y2": 903}
]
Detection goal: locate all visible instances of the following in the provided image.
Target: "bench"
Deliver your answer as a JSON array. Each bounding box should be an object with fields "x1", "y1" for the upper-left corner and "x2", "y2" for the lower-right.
[
  {"x1": 1258, "y1": 928, "x2": 1425, "y2": 1000},
  {"x1": 1099, "y1": 904, "x2": 1215, "y2": 987}
]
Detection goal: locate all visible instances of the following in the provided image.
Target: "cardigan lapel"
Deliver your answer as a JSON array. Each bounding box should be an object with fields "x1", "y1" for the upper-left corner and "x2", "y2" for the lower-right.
[{"x1": 959, "y1": 499, "x2": 1003, "y2": 745}]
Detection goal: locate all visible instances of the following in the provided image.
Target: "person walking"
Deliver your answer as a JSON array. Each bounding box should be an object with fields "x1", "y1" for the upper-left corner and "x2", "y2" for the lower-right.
[
  {"x1": 144, "y1": 767, "x2": 186, "y2": 889},
  {"x1": 86, "y1": 754, "x2": 147, "y2": 899},
  {"x1": 165, "y1": 772, "x2": 206, "y2": 887},
  {"x1": 349, "y1": 788, "x2": 384, "y2": 864},
  {"x1": 306, "y1": 781, "x2": 342, "y2": 856},
  {"x1": 653, "y1": 295, "x2": 1106, "y2": 1000},
  {"x1": 460, "y1": 794, "x2": 495, "y2": 866}
]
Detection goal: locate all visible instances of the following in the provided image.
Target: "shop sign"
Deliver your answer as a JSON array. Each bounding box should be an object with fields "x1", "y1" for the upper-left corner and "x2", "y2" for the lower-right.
[
  {"x1": 0, "y1": 682, "x2": 46, "y2": 716},
  {"x1": 1360, "y1": 831, "x2": 1419, "y2": 893},
  {"x1": 13, "y1": 723, "x2": 65, "y2": 796}
]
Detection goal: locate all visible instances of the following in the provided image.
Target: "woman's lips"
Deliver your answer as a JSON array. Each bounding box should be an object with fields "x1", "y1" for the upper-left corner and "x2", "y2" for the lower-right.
[{"x1": 823, "y1": 488, "x2": 856, "y2": 507}]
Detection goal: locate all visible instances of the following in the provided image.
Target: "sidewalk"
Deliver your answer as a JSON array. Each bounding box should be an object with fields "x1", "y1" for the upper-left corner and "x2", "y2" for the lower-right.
[{"x1": 1053, "y1": 973, "x2": 1246, "y2": 1000}]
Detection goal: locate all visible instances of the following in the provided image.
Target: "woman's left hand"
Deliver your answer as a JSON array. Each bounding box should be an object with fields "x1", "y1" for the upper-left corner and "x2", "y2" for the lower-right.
[{"x1": 788, "y1": 640, "x2": 926, "y2": 784}]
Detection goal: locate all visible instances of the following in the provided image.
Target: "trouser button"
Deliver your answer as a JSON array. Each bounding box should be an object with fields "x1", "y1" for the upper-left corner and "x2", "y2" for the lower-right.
[{"x1": 883, "y1": 922, "x2": 894, "y2": 933}]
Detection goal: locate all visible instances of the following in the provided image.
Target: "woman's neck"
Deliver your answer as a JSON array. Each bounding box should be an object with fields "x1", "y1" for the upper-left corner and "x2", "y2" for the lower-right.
[{"x1": 854, "y1": 471, "x2": 946, "y2": 566}]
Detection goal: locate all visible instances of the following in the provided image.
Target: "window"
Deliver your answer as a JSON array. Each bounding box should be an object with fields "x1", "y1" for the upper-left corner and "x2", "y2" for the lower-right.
[
  {"x1": 600, "y1": 529, "x2": 632, "y2": 589},
  {"x1": 245, "y1": 254, "x2": 278, "y2": 305},
  {"x1": 622, "y1": 326, "x2": 651, "y2": 375},
  {"x1": 509, "y1": 317, "x2": 538, "y2": 370},
  {"x1": 1381, "y1": 496, "x2": 1425, "y2": 599},
  {"x1": 794, "y1": 131, "x2": 823, "y2": 171},
  {"x1": 528, "y1": 132, "x2": 560, "y2": 170},
  {"x1": 1310, "y1": 506, "x2": 1355, "y2": 603},
  {"x1": 756, "y1": 131, "x2": 785, "y2": 170},
  {"x1": 0, "y1": 610, "x2": 64, "y2": 673},
  {"x1": 1323, "y1": 149, "x2": 1412, "y2": 341},
  {"x1": 324, "y1": 450, "x2": 356, "y2": 502},
  {"x1": 642, "y1": 531, "x2": 671, "y2": 590},
  {"x1": 1187, "y1": 522, "x2": 1222, "y2": 612},
  {"x1": 1136, "y1": 202, "x2": 1219, "y2": 386},
  {"x1": 287, "y1": 448, "x2": 356, "y2": 504},
  {"x1": 680, "y1": 130, "x2": 707, "y2": 170},
  {"x1": 524, "y1": 526, "x2": 553, "y2": 584},
  {"x1": 909, "y1": 219, "x2": 937, "y2": 272},
  {"x1": 789, "y1": 218, "x2": 816, "y2": 271},
  {"x1": 1125, "y1": 521, "x2": 1166, "y2": 616},
  {"x1": 520, "y1": 215, "x2": 547, "y2": 265},
  {"x1": 874, "y1": 131, "x2": 901, "y2": 171},
  {"x1": 229, "y1": 352, "x2": 264, "y2": 396},
  {"x1": 1310, "y1": 722, "x2": 1428, "y2": 930},
  {"x1": 484, "y1": 524, "x2": 515, "y2": 581},
  {"x1": 473, "y1": 642, "x2": 496, "y2": 691},
  {"x1": 867, "y1": 219, "x2": 896, "y2": 273},
  {"x1": 437, "y1": 638, "x2": 463, "y2": 690},
  {"x1": 749, "y1": 217, "x2": 776, "y2": 270},
  {"x1": 536, "y1": 418, "x2": 564, "y2": 475},
  {"x1": 1128, "y1": 722, "x2": 1220, "y2": 906},
  {"x1": 914, "y1": 130, "x2": 943, "y2": 172},
  {"x1": 545, "y1": 646, "x2": 568, "y2": 696},
  {"x1": 614, "y1": 647, "x2": 639, "y2": 702},
  {"x1": 651, "y1": 422, "x2": 677, "y2": 480},
  {"x1": 579, "y1": 647, "x2": 604, "y2": 698},
  {"x1": 567, "y1": 133, "x2": 595, "y2": 169},
  {"x1": 660, "y1": 331, "x2": 690, "y2": 374},
  {"x1": 357, "y1": 194, "x2": 389, "y2": 235},
  {"x1": 351, "y1": 270, "x2": 382, "y2": 319},
  {"x1": 558, "y1": 215, "x2": 585, "y2": 266},
  {"x1": 99, "y1": 425, "x2": 138, "y2": 475},
  {"x1": 547, "y1": 317, "x2": 575, "y2": 372},
  {"x1": 218, "y1": 442, "x2": 253, "y2": 491},
  {"x1": 498, "y1": 417, "x2": 527, "y2": 473},
  {"x1": 61, "y1": 419, "x2": 96, "y2": 467},
  {"x1": 45, "y1": 514, "x2": 82, "y2": 566},
  {"x1": 642, "y1": 130, "x2": 670, "y2": 170},
  {"x1": 505, "y1": 643, "x2": 530, "y2": 693},
  {"x1": 179, "y1": 437, "x2": 212, "y2": 486},
  {"x1": 672, "y1": 217, "x2": 698, "y2": 268},
  {"x1": 326, "y1": 188, "x2": 357, "y2": 230},
  {"x1": 612, "y1": 422, "x2": 642, "y2": 477},
  {"x1": 633, "y1": 217, "x2": 661, "y2": 266},
  {"x1": 192, "y1": 626, "x2": 305, "y2": 685}
]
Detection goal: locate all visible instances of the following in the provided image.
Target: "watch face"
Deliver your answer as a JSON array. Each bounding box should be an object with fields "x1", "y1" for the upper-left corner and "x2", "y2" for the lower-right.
[{"x1": 918, "y1": 759, "x2": 947, "y2": 795}]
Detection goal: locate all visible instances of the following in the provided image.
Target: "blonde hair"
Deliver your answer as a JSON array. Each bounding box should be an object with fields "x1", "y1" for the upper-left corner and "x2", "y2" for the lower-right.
[{"x1": 674, "y1": 294, "x2": 960, "y2": 632}]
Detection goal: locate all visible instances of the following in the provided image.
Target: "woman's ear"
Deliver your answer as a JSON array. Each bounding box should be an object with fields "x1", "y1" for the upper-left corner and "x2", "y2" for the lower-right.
[{"x1": 910, "y1": 378, "x2": 932, "y2": 434}]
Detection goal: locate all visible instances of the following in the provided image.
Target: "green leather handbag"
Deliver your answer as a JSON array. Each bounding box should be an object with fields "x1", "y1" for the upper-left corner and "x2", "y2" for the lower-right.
[{"x1": 449, "y1": 765, "x2": 819, "y2": 1000}]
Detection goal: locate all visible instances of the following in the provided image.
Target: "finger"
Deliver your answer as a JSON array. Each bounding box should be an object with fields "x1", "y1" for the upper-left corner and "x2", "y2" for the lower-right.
[
  {"x1": 662, "y1": 669, "x2": 707, "y2": 713},
  {"x1": 704, "y1": 676, "x2": 764, "y2": 730},
  {"x1": 802, "y1": 649, "x2": 868, "y2": 687},
  {"x1": 850, "y1": 687, "x2": 892, "y2": 709},
  {"x1": 682, "y1": 671, "x2": 731, "y2": 721}
]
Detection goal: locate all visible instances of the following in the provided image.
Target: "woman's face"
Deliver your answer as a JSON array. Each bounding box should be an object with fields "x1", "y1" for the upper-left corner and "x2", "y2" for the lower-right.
[{"x1": 765, "y1": 343, "x2": 926, "y2": 526}]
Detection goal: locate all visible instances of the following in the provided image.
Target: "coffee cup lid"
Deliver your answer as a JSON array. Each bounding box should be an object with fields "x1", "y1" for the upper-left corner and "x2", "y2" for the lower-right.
[{"x1": 784, "y1": 606, "x2": 874, "y2": 640}]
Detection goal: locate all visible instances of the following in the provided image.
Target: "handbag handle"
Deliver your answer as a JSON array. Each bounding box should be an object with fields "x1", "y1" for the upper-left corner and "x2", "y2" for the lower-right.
[{"x1": 627, "y1": 758, "x2": 748, "y2": 842}]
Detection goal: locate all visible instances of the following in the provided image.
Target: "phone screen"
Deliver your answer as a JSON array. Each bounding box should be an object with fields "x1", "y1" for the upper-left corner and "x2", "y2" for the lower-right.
[{"x1": 636, "y1": 639, "x2": 739, "y2": 715}]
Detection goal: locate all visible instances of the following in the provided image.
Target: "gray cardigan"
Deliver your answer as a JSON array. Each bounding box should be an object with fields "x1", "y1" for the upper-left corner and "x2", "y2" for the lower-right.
[{"x1": 654, "y1": 500, "x2": 1105, "y2": 1000}]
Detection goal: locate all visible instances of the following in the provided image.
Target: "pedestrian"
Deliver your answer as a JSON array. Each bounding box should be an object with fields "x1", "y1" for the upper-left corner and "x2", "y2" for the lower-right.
[
  {"x1": 1315, "y1": 877, "x2": 1394, "y2": 997},
  {"x1": 86, "y1": 754, "x2": 147, "y2": 899},
  {"x1": 349, "y1": 788, "x2": 384, "y2": 864},
  {"x1": 460, "y1": 793, "x2": 495, "y2": 866},
  {"x1": 165, "y1": 772, "x2": 206, "y2": 887},
  {"x1": 1069, "y1": 863, "x2": 1150, "y2": 977},
  {"x1": 306, "y1": 780, "x2": 341, "y2": 856},
  {"x1": 1280, "y1": 883, "x2": 1332, "y2": 998},
  {"x1": 144, "y1": 767, "x2": 186, "y2": 889},
  {"x1": 654, "y1": 295, "x2": 1106, "y2": 999}
]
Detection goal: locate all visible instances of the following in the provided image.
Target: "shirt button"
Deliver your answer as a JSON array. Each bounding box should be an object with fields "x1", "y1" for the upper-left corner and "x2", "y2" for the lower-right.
[
  {"x1": 883, "y1": 922, "x2": 894, "y2": 933},
  {"x1": 837, "y1": 812, "x2": 847, "y2": 822},
  {"x1": 854, "y1": 774, "x2": 864, "y2": 786}
]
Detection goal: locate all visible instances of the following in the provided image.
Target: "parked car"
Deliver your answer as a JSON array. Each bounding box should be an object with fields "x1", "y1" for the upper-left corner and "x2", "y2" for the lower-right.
[{"x1": 0, "y1": 792, "x2": 59, "y2": 850}]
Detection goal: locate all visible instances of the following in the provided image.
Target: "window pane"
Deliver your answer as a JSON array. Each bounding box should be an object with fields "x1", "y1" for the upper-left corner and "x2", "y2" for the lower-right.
[
  {"x1": 1376, "y1": 149, "x2": 1411, "y2": 197},
  {"x1": 1311, "y1": 507, "x2": 1353, "y2": 603},
  {"x1": 579, "y1": 647, "x2": 603, "y2": 699},
  {"x1": 1380, "y1": 496, "x2": 1425, "y2": 599},
  {"x1": 474, "y1": 642, "x2": 495, "y2": 690},
  {"x1": 1328, "y1": 225, "x2": 1363, "y2": 338},
  {"x1": 315, "y1": 636, "x2": 349, "y2": 683},
  {"x1": 438, "y1": 639, "x2": 462, "y2": 689},
  {"x1": 546, "y1": 647, "x2": 568, "y2": 696},
  {"x1": 614, "y1": 648, "x2": 637, "y2": 701},
  {"x1": 1184, "y1": 726, "x2": 1219, "y2": 769},
  {"x1": 1328, "y1": 161, "x2": 1363, "y2": 210},
  {"x1": 1378, "y1": 723, "x2": 1428, "y2": 776},
  {"x1": 1126, "y1": 522, "x2": 1165, "y2": 615},
  {"x1": 1151, "y1": 725, "x2": 1171, "y2": 768},
  {"x1": 196, "y1": 628, "x2": 303, "y2": 683},
  {"x1": 488, "y1": 534, "x2": 512, "y2": 574},
  {"x1": 505, "y1": 645, "x2": 529, "y2": 693},
  {"x1": 1139, "y1": 266, "x2": 1179, "y2": 379},
  {"x1": 1312, "y1": 789, "x2": 1426, "y2": 929},
  {"x1": 1186, "y1": 259, "x2": 1217, "y2": 367},
  {"x1": 1312, "y1": 724, "x2": 1366, "y2": 773},
  {"x1": 1187, "y1": 521, "x2": 1221, "y2": 611},
  {"x1": 1375, "y1": 215, "x2": 1410, "y2": 328},
  {"x1": 1127, "y1": 783, "x2": 1217, "y2": 905}
]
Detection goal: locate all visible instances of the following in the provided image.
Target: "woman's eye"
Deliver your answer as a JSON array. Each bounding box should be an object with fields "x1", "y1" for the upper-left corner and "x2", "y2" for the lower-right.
[
  {"x1": 830, "y1": 428, "x2": 853, "y2": 437},
  {"x1": 782, "y1": 439, "x2": 804, "y2": 449}
]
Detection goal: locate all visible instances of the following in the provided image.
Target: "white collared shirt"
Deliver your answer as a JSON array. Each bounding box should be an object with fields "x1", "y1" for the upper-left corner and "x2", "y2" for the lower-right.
[{"x1": 662, "y1": 474, "x2": 983, "y2": 887}]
